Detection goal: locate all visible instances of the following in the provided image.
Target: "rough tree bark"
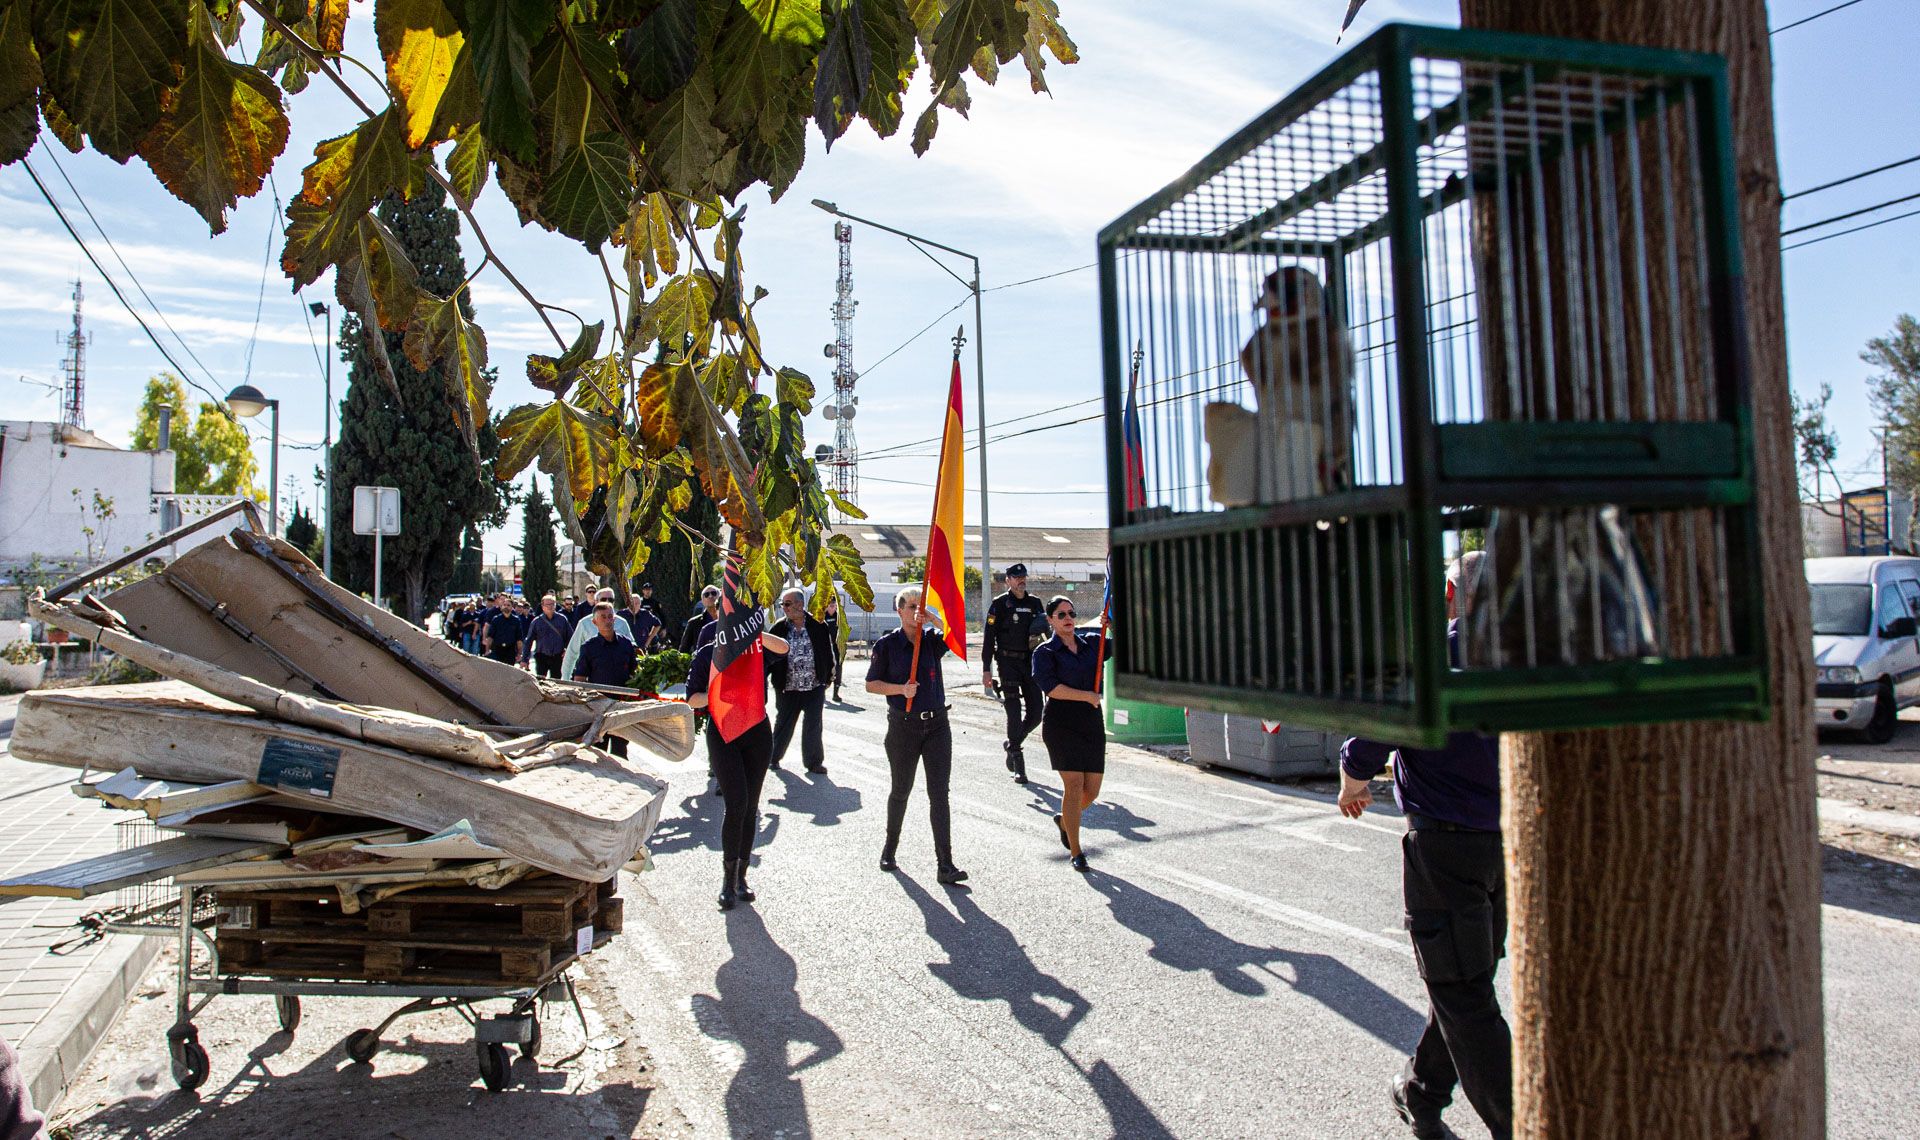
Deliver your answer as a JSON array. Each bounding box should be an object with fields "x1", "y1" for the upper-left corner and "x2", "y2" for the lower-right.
[{"x1": 1454, "y1": 1, "x2": 1822, "y2": 1135}]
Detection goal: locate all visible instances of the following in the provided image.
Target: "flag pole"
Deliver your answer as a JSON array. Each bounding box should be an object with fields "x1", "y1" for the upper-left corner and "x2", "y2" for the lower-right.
[
  {"x1": 1096, "y1": 342, "x2": 1140, "y2": 696},
  {"x1": 909, "y1": 325, "x2": 969, "y2": 711}
]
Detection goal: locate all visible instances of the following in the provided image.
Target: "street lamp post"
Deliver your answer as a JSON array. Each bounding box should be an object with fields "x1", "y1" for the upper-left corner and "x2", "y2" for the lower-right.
[
  {"x1": 309, "y1": 301, "x2": 334, "y2": 577},
  {"x1": 225, "y1": 384, "x2": 280, "y2": 536},
  {"x1": 810, "y1": 200, "x2": 992, "y2": 633}
]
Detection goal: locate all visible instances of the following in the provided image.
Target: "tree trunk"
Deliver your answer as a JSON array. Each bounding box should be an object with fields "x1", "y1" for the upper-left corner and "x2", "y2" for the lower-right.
[{"x1": 1455, "y1": 1, "x2": 1822, "y2": 1134}]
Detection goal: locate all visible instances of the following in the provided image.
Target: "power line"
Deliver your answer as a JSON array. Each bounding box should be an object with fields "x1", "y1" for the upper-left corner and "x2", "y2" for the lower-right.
[
  {"x1": 1783, "y1": 205, "x2": 1920, "y2": 250},
  {"x1": 1771, "y1": 0, "x2": 1871, "y2": 35},
  {"x1": 854, "y1": 294, "x2": 971, "y2": 384},
  {"x1": 860, "y1": 473, "x2": 1105, "y2": 496},
  {"x1": 983, "y1": 262, "x2": 1096, "y2": 292},
  {"x1": 1784, "y1": 151, "x2": 1920, "y2": 201},
  {"x1": 1781, "y1": 189, "x2": 1920, "y2": 236},
  {"x1": 20, "y1": 157, "x2": 233, "y2": 415},
  {"x1": 36, "y1": 145, "x2": 227, "y2": 401}
]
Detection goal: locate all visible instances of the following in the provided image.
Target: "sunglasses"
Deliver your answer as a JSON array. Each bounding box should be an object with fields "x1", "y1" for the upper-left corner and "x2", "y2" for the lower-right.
[
  {"x1": 781, "y1": 600, "x2": 802, "y2": 608},
  {"x1": 1053, "y1": 610, "x2": 1077, "y2": 619}
]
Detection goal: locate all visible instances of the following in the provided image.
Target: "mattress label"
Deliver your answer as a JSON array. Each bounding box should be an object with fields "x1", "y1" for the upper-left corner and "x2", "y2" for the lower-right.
[{"x1": 257, "y1": 737, "x2": 342, "y2": 799}]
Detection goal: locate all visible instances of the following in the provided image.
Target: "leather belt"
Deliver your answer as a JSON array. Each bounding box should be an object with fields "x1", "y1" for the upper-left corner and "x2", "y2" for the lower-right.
[
  {"x1": 1405, "y1": 812, "x2": 1498, "y2": 835},
  {"x1": 890, "y1": 706, "x2": 950, "y2": 723}
]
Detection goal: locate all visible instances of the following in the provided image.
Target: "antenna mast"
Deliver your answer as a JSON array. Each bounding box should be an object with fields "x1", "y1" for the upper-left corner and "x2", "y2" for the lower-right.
[
  {"x1": 821, "y1": 221, "x2": 859, "y2": 516},
  {"x1": 58, "y1": 279, "x2": 89, "y2": 431}
]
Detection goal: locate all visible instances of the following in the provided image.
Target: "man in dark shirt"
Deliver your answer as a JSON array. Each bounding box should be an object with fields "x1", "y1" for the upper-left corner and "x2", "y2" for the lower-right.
[
  {"x1": 679, "y1": 584, "x2": 722, "y2": 652},
  {"x1": 526, "y1": 594, "x2": 573, "y2": 678},
  {"x1": 1338, "y1": 552, "x2": 1510, "y2": 1140},
  {"x1": 481, "y1": 592, "x2": 523, "y2": 665},
  {"x1": 865, "y1": 586, "x2": 966, "y2": 885},
  {"x1": 573, "y1": 602, "x2": 638, "y2": 755},
  {"x1": 624, "y1": 593, "x2": 663, "y2": 652},
  {"x1": 636, "y1": 581, "x2": 665, "y2": 622},
  {"x1": 982, "y1": 562, "x2": 1048, "y2": 784}
]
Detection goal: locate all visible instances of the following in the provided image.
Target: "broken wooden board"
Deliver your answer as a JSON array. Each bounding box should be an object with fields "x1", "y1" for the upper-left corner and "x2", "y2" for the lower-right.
[
  {"x1": 81, "y1": 531, "x2": 695, "y2": 761},
  {"x1": 13, "y1": 683, "x2": 669, "y2": 882},
  {"x1": 0, "y1": 836, "x2": 285, "y2": 899}
]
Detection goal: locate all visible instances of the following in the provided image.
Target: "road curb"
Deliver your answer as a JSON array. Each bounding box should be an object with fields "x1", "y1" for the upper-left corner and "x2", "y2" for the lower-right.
[
  {"x1": 17, "y1": 929, "x2": 161, "y2": 1118},
  {"x1": 1818, "y1": 797, "x2": 1920, "y2": 842}
]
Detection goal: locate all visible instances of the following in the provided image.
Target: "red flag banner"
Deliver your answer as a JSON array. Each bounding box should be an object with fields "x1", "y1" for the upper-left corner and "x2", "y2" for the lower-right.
[
  {"x1": 923, "y1": 355, "x2": 968, "y2": 662},
  {"x1": 707, "y1": 555, "x2": 766, "y2": 742}
]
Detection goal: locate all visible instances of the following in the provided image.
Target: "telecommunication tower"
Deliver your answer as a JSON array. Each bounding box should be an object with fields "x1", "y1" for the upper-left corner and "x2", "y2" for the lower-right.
[
  {"x1": 820, "y1": 221, "x2": 859, "y2": 512},
  {"x1": 58, "y1": 279, "x2": 89, "y2": 431}
]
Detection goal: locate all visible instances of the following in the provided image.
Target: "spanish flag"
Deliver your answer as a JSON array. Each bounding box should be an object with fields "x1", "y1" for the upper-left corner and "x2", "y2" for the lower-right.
[{"x1": 922, "y1": 353, "x2": 968, "y2": 662}]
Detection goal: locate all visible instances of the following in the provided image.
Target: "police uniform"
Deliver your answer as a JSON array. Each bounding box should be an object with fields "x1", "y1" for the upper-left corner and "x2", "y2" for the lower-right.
[{"x1": 982, "y1": 564, "x2": 1048, "y2": 782}]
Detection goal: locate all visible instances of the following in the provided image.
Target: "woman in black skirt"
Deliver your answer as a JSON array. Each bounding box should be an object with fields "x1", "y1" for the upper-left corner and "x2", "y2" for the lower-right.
[{"x1": 1031, "y1": 596, "x2": 1112, "y2": 872}]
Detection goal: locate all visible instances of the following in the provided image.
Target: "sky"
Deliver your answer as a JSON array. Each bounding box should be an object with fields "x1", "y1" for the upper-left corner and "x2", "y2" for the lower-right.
[{"x1": 0, "y1": 0, "x2": 1912, "y2": 570}]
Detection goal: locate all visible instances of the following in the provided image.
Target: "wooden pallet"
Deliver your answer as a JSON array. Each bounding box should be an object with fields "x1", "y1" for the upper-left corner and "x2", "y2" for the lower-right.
[{"x1": 214, "y1": 875, "x2": 620, "y2": 985}]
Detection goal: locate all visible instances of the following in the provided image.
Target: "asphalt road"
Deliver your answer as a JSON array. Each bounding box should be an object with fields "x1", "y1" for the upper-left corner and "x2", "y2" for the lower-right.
[
  {"x1": 600, "y1": 665, "x2": 1920, "y2": 1140},
  {"x1": 42, "y1": 667, "x2": 1920, "y2": 1138}
]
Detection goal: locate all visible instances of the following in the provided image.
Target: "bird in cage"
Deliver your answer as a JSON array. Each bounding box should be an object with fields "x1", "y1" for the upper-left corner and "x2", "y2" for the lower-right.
[{"x1": 1205, "y1": 267, "x2": 1355, "y2": 507}]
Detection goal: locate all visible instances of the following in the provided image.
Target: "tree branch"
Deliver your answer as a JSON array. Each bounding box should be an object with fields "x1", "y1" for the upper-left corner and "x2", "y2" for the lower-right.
[{"x1": 238, "y1": 0, "x2": 567, "y2": 351}]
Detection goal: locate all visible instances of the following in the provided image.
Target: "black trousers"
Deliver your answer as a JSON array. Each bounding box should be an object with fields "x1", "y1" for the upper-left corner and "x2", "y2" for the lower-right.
[
  {"x1": 489, "y1": 645, "x2": 520, "y2": 665},
  {"x1": 997, "y1": 655, "x2": 1043, "y2": 756},
  {"x1": 710, "y1": 719, "x2": 772, "y2": 864},
  {"x1": 883, "y1": 713, "x2": 954, "y2": 867},
  {"x1": 772, "y1": 686, "x2": 827, "y2": 769},
  {"x1": 1401, "y1": 826, "x2": 1513, "y2": 1140},
  {"x1": 533, "y1": 652, "x2": 563, "y2": 678}
]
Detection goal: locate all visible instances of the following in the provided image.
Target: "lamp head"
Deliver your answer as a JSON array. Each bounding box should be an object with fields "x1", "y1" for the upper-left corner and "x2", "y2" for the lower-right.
[
  {"x1": 308, "y1": 301, "x2": 328, "y2": 317},
  {"x1": 810, "y1": 199, "x2": 840, "y2": 216},
  {"x1": 225, "y1": 384, "x2": 271, "y2": 418}
]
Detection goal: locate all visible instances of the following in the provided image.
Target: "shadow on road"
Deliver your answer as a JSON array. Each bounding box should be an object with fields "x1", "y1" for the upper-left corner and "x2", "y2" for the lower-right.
[
  {"x1": 1823, "y1": 844, "x2": 1920, "y2": 926},
  {"x1": 899, "y1": 875, "x2": 1091, "y2": 1048},
  {"x1": 1088, "y1": 872, "x2": 1424, "y2": 1049},
  {"x1": 768, "y1": 768, "x2": 863, "y2": 828},
  {"x1": 647, "y1": 792, "x2": 724, "y2": 856},
  {"x1": 690, "y1": 905, "x2": 844, "y2": 1140},
  {"x1": 1024, "y1": 783, "x2": 1159, "y2": 844}
]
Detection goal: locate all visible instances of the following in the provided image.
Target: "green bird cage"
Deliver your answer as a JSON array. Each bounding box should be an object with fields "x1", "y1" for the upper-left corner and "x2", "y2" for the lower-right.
[{"x1": 1098, "y1": 23, "x2": 1767, "y2": 748}]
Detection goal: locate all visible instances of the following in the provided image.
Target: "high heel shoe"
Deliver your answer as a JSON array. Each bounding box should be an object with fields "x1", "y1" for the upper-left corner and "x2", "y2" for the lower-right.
[
  {"x1": 733, "y1": 858, "x2": 756, "y2": 904},
  {"x1": 1053, "y1": 813, "x2": 1070, "y2": 851},
  {"x1": 1070, "y1": 853, "x2": 1089, "y2": 873}
]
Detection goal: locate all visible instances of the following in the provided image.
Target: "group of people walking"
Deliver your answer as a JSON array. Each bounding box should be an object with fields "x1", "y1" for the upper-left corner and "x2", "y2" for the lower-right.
[
  {"x1": 685, "y1": 564, "x2": 1113, "y2": 914},
  {"x1": 444, "y1": 585, "x2": 666, "y2": 678}
]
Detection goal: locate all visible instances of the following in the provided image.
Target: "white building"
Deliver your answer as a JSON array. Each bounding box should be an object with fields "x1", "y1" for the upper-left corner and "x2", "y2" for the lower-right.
[
  {"x1": 0, "y1": 420, "x2": 240, "y2": 582},
  {"x1": 831, "y1": 524, "x2": 1109, "y2": 641}
]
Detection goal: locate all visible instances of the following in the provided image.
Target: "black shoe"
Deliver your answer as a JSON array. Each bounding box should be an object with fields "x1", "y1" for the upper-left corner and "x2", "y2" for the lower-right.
[
  {"x1": 936, "y1": 865, "x2": 969, "y2": 886},
  {"x1": 879, "y1": 852, "x2": 898, "y2": 873},
  {"x1": 1070, "y1": 853, "x2": 1089, "y2": 873},
  {"x1": 732, "y1": 859, "x2": 756, "y2": 904},
  {"x1": 717, "y1": 863, "x2": 737, "y2": 911},
  {"x1": 1389, "y1": 1077, "x2": 1449, "y2": 1139},
  {"x1": 1003, "y1": 742, "x2": 1019, "y2": 773},
  {"x1": 1053, "y1": 813, "x2": 1070, "y2": 850},
  {"x1": 805, "y1": 763, "x2": 826, "y2": 774}
]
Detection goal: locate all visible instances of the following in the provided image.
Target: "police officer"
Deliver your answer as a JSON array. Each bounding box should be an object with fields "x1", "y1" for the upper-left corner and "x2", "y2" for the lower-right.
[
  {"x1": 982, "y1": 563, "x2": 1047, "y2": 784},
  {"x1": 1337, "y1": 552, "x2": 1511, "y2": 1140}
]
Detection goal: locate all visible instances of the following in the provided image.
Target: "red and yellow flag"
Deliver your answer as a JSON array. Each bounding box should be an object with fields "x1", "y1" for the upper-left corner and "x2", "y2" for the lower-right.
[{"x1": 922, "y1": 355, "x2": 968, "y2": 662}]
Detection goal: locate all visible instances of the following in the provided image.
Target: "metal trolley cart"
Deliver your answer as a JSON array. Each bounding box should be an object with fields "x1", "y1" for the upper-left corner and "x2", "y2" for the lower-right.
[{"x1": 89, "y1": 822, "x2": 600, "y2": 1094}]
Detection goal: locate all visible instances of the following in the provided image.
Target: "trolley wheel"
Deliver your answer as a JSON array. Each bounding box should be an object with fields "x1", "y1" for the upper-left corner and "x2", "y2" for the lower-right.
[
  {"x1": 345, "y1": 1028, "x2": 381, "y2": 1064},
  {"x1": 476, "y1": 1040, "x2": 510, "y2": 1092},
  {"x1": 169, "y1": 1027, "x2": 209, "y2": 1091},
  {"x1": 275, "y1": 995, "x2": 301, "y2": 1033},
  {"x1": 522, "y1": 1018, "x2": 542, "y2": 1062}
]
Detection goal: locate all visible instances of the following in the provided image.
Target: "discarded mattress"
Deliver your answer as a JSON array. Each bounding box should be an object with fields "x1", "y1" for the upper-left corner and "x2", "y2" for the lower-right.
[{"x1": 13, "y1": 682, "x2": 670, "y2": 882}]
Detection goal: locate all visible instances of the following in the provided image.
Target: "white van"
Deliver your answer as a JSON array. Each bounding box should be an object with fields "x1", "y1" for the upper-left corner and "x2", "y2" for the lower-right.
[{"x1": 1808, "y1": 556, "x2": 1920, "y2": 742}]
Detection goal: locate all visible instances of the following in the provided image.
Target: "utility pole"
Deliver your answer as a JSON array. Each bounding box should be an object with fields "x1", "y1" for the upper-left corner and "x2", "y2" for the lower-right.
[{"x1": 311, "y1": 301, "x2": 334, "y2": 578}]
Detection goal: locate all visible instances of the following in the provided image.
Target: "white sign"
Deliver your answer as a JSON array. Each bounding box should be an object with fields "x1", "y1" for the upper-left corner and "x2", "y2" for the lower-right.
[{"x1": 352, "y1": 486, "x2": 401, "y2": 536}]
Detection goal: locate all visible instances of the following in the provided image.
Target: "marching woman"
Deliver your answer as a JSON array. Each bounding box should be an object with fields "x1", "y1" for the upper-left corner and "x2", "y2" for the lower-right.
[
  {"x1": 1032, "y1": 596, "x2": 1113, "y2": 872},
  {"x1": 865, "y1": 587, "x2": 969, "y2": 885},
  {"x1": 686, "y1": 607, "x2": 788, "y2": 911}
]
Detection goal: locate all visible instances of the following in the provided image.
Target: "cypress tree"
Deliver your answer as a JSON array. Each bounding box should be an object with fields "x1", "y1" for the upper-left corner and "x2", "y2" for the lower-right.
[
  {"x1": 284, "y1": 505, "x2": 322, "y2": 564},
  {"x1": 449, "y1": 527, "x2": 483, "y2": 593},
  {"x1": 328, "y1": 182, "x2": 508, "y2": 621},
  {"x1": 519, "y1": 480, "x2": 560, "y2": 600}
]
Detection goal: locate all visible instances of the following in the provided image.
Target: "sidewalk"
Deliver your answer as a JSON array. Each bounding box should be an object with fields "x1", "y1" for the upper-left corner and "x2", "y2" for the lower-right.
[{"x1": 0, "y1": 694, "x2": 161, "y2": 1117}]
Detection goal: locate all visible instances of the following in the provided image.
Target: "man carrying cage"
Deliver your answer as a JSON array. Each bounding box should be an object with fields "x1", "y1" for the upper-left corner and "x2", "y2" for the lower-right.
[{"x1": 982, "y1": 563, "x2": 1048, "y2": 784}]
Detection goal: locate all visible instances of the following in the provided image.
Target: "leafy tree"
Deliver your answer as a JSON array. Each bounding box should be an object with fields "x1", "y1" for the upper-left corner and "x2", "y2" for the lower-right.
[
  {"x1": 450, "y1": 527, "x2": 484, "y2": 593},
  {"x1": 4, "y1": 0, "x2": 1075, "y2": 624},
  {"x1": 893, "y1": 554, "x2": 981, "y2": 594},
  {"x1": 131, "y1": 374, "x2": 261, "y2": 497},
  {"x1": 284, "y1": 504, "x2": 323, "y2": 562},
  {"x1": 329, "y1": 182, "x2": 509, "y2": 621},
  {"x1": 518, "y1": 479, "x2": 560, "y2": 599},
  {"x1": 1866, "y1": 314, "x2": 1920, "y2": 550}
]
